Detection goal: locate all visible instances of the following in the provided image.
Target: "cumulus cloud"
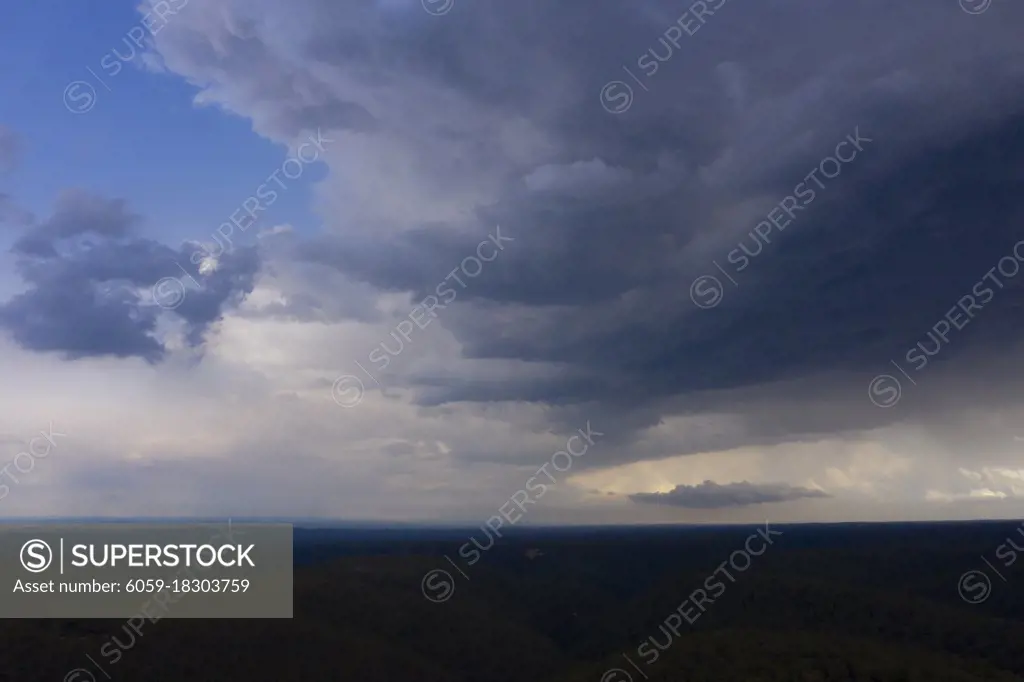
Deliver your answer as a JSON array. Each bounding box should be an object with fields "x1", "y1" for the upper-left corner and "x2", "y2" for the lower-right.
[
  {"x1": 0, "y1": 190, "x2": 260, "y2": 361},
  {"x1": 11, "y1": 189, "x2": 141, "y2": 258}
]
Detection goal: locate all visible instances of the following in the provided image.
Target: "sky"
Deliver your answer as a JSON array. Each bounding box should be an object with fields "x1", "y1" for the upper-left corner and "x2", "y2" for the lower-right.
[{"x1": 1, "y1": 0, "x2": 1024, "y2": 524}]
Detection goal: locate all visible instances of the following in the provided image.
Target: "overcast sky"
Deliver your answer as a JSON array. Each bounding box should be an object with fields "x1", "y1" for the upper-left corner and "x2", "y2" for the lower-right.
[{"x1": 1, "y1": 0, "x2": 1023, "y2": 523}]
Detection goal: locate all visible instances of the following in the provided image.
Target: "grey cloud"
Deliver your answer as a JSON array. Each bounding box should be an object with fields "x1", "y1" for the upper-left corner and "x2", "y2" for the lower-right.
[
  {"x1": 266, "y1": 101, "x2": 379, "y2": 138},
  {"x1": 0, "y1": 274, "x2": 166, "y2": 361},
  {"x1": 139, "y1": 0, "x2": 382, "y2": 141},
  {"x1": 12, "y1": 189, "x2": 141, "y2": 258},
  {"x1": 402, "y1": 115, "x2": 1024, "y2": 419},
  {"x1": 0, "y1": 191, "x2": 260, "y2": 361},
  {"x1": 237, "y1": 241, "x2": 383, "y2": 324},
  {"x1": 174, "y1": 246, "x2": 262, "y2": 347},
  {"x1": 147, "y1": 0, "x2": 1024, "y2": 461},
  {"x1": 630, "y1": 480, "x2": 830, "y2": 509}
]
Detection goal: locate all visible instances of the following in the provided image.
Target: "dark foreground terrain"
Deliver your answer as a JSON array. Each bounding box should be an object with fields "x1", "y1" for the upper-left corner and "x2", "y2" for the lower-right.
[{"x1": 7, "y1": 521, "x2": 1024, "y2": 681}]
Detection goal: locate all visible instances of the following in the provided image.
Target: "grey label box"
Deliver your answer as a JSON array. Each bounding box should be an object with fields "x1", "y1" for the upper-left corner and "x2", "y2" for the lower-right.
[{"x1": 0, "y1": 523, "x2": 292, "y2": 618}]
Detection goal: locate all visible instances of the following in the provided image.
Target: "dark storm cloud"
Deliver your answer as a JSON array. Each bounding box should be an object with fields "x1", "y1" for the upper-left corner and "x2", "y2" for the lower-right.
[
  {"x1": 0, "y1": 191, "x2": 260, "y2": 361},
  {"x1": 292, "y1": 0, "x2": 1024, "y2": 423},
  {"x1": 297, "y1": 178, "x2": 689, "y2": 308},
  {"x1": 316, "y1": 114, "x2": 1024, "y2": 425},
  {"x1": 630, "y1": 480, "x2": 830, "y2": 509},
  {"x1": 151, "y1": 0, "x2": 1024, "y2": 459}
]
